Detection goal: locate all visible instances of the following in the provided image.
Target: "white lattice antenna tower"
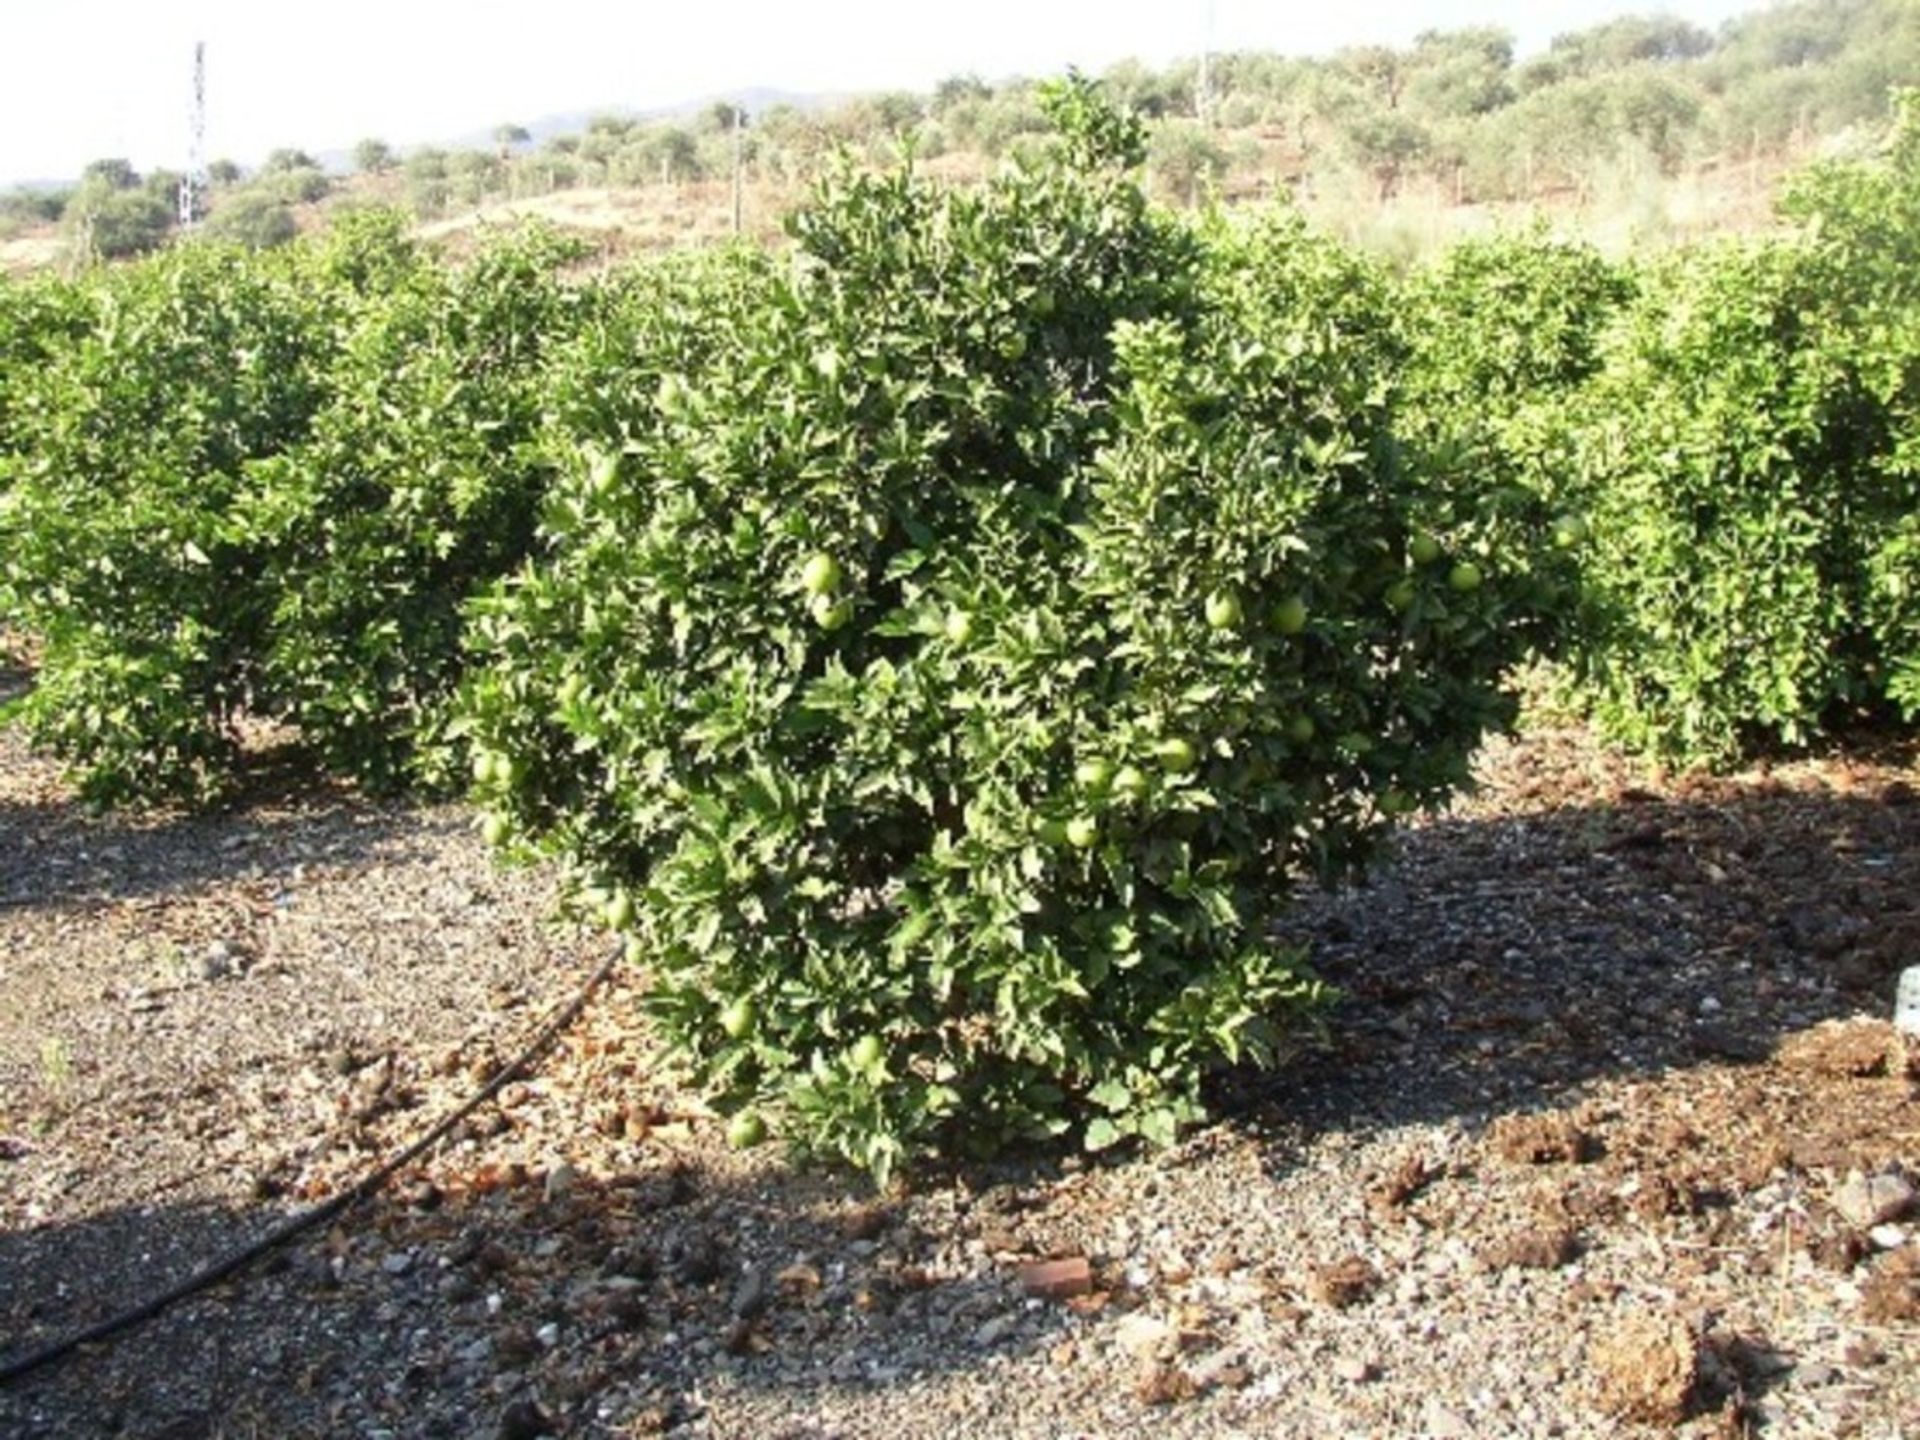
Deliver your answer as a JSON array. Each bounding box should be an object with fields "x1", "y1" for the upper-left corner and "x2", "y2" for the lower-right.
[{"x1": 179, "y1": 42, "x2": 207, "y2": 228}]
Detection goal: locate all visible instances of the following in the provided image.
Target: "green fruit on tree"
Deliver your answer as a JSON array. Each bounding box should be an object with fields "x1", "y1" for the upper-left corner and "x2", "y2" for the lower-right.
[
  {"x1": 1076, "y1": 758, "x2": 1116, "y2": 792},
  {"x1": 811, "y1": 593, "x2": 853, "y2": 631},
  {"x1": 1385, "y1": 579, "x2": 1416, "y2": 613},
  {"x1": 800, "y1": 553, "x2": 844, "y2": 596},
  {"x1": 1204, "y1": 590, "x2": 1243, "y2": 630},
  {"x1": 1409, "y1": 532, "x2": 1442, "y2": 565},
  {"x1": 1038, "y1": 817, "x2": 1070, "y2": 846},
  {"x1": 481, "y1": 813, "x2": 511, "y2": 847},
  {"x1": 1378, "y1": 787, "x2": 1413, "y2": 817},
  {"x1": 470, "y1": 751, "x2": 497, "y2": 785},
  {"x1": 1112, "y1": 765, "x2": 1150, "y2": 802},
  {"x1": 1448, "y1": 562, "x2": 1484, "y2": 593},
  {"x1": 726, "y1": 1111, "x2": 767, "y2": 1149},
  {"x1": 944, "y1": 608, "x2": 975, "y2": 644},
  {"x1": 1000, "y1": 332, "x2": 1028, "y2": 360},
  {"x1": 719, "y1": 998, "x2": 757, "y2": 1040},
  {"x1": 1272, "y1": 595, "x2": 1309, "y2": 635},
  {"x1": 1286, "y1": 714, "x2": 1316, "y2": 745},
  {"x1": 605, "y1": 891, "x2": 636, "y2": 932},
  {"x1": 1552, "y1": 515, "x2": 1590, "y2": 549},
  {"x1": 1065, "y1": 815, "x2": 1099, "y2": 849},
  {"x1": 850, "y1": 1034, "x2": 884, "y2": 1068},
  {"x1": 1154, "y1": 738, "x2": 1198, "y2": 773}
]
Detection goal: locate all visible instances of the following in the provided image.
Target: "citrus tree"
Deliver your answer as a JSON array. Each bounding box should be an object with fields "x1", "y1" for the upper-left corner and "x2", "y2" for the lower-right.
[
  {"x1": 460, "y1": 80, "x2": 1564, "y2": 1180},
  {"x1": 1561, "y1": 93, "x2": 1920, "y2": 763}
]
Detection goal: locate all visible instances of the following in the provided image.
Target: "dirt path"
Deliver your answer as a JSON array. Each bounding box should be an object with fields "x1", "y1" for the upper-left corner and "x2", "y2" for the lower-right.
[{"x1": 3, "y1": 688, "x2": 1918, "y2": 1439}]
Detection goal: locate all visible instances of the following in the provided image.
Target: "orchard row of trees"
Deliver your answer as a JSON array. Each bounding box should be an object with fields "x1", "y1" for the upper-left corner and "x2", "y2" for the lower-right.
[{"x1": 1, "y1": 79, "x2": 1915, "y2": 1177}]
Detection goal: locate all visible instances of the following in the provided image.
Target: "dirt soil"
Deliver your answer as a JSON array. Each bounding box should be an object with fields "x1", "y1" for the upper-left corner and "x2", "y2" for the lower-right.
[{"x1": 4, "y1": 657, "x2": 1920, "y2": 1439}]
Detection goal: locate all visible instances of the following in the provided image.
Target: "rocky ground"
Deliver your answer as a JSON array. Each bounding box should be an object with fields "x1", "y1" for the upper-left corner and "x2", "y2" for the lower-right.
[{"x1": 3, "y1": 660, "x2": 1920, "y2": 1439}]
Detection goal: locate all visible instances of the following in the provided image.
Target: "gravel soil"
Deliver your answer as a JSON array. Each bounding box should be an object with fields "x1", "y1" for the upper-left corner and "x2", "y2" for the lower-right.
[{"x1": 4, "y1": 658, "x2": 1920, "y2": 1440}]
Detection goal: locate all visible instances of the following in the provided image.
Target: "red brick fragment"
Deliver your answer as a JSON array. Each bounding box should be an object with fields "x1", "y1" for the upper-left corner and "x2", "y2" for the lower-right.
[{"x1": 1019, "y1": 1255, "x2": 1093, "y2": 1301}]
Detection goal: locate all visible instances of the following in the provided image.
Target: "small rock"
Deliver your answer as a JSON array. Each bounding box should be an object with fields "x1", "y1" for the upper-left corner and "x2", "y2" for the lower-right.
[
  {"x1": 1135, "y1": 1360, "x2": 1198, "y2": 1405},
  {"x1": 199, "y1": 941, "x2": 236, "y2": 981},
  {"x1": 1791, "y1": 1362, "x2": 1839, "y2": 1388},
  {"x1": 731, "y1": 1267, "x2": 773, "y2": 1321},
  {"x1": 1114, "y1": 1313, "x2": 1173, "y2": 1359},
  {"x1": 1423, "y1": 1403, "x2": 1472, "y2": 1439},
  {"x1": 497, "y1": 1399, "x2": 552, "y2": 1440},
  {"x1": 1870, "y1": 1223, "x2": 1909, "y2": 1249},
  {"x1": 535, "y1": 1322, "x2": 560, "y2": 1349},
  {"x1": 1018, "y1": 1255, "x2": 1092, "y2": 1301},
  {"x1": 1333, "y1": 1355, "x2": 1376, "y2": 1383},
  {"x1": 1833, "y1": 1168, "x2": 1915, "y2": 1229},
  {"x1": 381, "y1": 1251, "x2": 414, "y2": 1276},
  {"x1": 974, "y1": 1313, "x2": 1017, "y2": 1347},
  {"x1": 543, "y1": 1163, "x2": 578, "y2": 1203}
]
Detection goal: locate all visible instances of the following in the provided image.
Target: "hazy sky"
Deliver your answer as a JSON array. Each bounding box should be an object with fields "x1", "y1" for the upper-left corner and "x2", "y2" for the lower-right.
[{"x1": 3, "y1": 0, "x2": 1762, "y2": 183}]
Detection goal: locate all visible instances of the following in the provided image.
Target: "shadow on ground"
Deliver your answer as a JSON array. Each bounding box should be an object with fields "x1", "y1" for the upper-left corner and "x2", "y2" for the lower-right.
[
  {"x1": 0, "y1": 658, "x2": 435, "y2": 914},
  {"x1": 2, "y1": 739, "x2": 1917, "y2": 1437}
]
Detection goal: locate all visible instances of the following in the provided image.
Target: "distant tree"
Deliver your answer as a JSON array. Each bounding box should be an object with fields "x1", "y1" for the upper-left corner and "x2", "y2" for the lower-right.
[
  {"x1": 64, "y1": 176, "x2": 172, "y2": 259},
  {"x1": 272, "y1": 167, "x2": 332, "y2": 205},
  {"x1": 353, "y1": 139, "x2": 396, "y2": 174},
  {"x1": 1548, "y1": 16, "x2": 1714, "y2": 75},
  {"x1": 544, "y1": 134, "x2": 581, "y2": 155},
  {"x1": 587, "y1": 113, "x2": 635, "y2": 138},
  {"x1": 81, "y1": 158, "x2": 139, "y2": 191},
  {"x1": 1336, "y1": 45, "x2": 1409, "y2": 110},
  {"x1": 263, "y1": 147, "x2": 319, "y2": 174},
  {"x1": 1340, "y1": 110, "x2": 1432, "y2": 197},
  {"x1": 1149, "y1": 119, "x2": 1228, "y2": 203},
  {"x1": 1406, "y1": 28, "x2": 1516, "y2": 118},
  {"x1": 932, "y1": 74, "x2": 991, "y2": 114},
  {"x1": 641, "y1": 126, "x2": 701, "y2": 182},
  {"x1": 203, "y1": 189, "x2": 297, "y2": 249},
  {"x1": 494, "y1": 123, "x2": 532, "y2": 154},
  {"x1": 208, "y1": 158, "x2": 243, "y2": 185},
  {"x1": 699, "y1": 102, "x2": 746, "y2": 135}
]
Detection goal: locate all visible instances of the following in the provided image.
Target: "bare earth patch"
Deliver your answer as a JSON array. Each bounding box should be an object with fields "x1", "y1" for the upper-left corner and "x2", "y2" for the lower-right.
[{"x1": 4, "y1": 688, "x2": 1920, "y2": 1438}]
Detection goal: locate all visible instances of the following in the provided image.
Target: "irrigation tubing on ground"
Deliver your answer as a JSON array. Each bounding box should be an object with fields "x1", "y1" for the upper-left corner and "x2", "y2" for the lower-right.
[{"x1": 0, "y1": 941, "x2": 624, "y2": 1388}]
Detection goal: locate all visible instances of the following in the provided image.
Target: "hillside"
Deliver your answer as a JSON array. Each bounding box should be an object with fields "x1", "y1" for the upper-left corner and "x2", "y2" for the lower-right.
[{"x1": 2, "y1": 0, "x2": 1913, "y2": 269}]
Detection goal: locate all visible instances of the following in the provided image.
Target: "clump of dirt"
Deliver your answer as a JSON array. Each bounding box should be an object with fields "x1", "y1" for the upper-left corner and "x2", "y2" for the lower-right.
[
  {"x1": 1305, "y1": 1255, "x2": 1381, "y2": 1309},
  {"x1": 1365, "y1": 1152, "x2": 1440, "y2": 1214},
  {"x1": 1777, "y1": 1018, "x2": 1904, "y2": 1078},
  {"x1": 1861, "y1": 1249, "x2": 1920, "y2": 1323},
  {"x1": 1589, "y1": 1310, "x2": 1701, "y2": 1424},
  {"x1": 1489, "y1": 1112, "x2": 1597, "y2": 1165},
  {"x1": 1481, "y1": 1225, "x2": 1579, "y2": 1272}
]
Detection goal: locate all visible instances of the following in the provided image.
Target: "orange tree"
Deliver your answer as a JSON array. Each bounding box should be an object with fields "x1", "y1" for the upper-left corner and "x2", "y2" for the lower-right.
[{"x1": 460, "y1": 79, "x2": 1570, "y2": 1180}]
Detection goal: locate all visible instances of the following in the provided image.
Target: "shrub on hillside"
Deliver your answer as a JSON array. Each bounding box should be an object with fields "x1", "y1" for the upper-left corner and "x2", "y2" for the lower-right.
[{"x1": 459, "y1": 80, "x2": 1567, "y2": 1180}]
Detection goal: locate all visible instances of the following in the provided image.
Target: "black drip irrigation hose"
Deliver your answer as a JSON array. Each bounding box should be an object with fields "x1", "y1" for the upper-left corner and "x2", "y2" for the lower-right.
[{"x1": 0, "y1": 942, "x2": 624, "y2": 1388}]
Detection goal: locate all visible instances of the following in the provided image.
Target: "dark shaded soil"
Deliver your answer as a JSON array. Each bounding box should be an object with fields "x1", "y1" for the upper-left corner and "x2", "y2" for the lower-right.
[{"x1": 4, "y1": 716, "x2": 1919, "y2": 1439}]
